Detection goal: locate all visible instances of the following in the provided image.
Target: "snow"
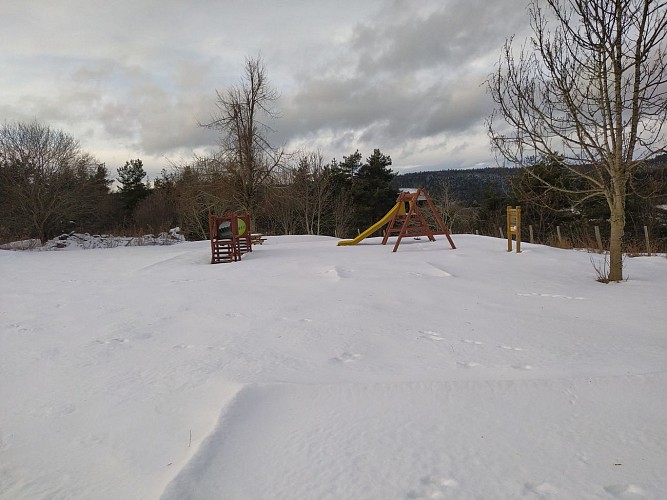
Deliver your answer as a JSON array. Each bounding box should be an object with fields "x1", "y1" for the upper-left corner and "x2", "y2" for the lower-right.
[
  {"x1": 1, "y1": 235, "x2": 666, "y2": 499},
  {"x1": 37, "y1": 229, "x2": 186, "y2": 251}
]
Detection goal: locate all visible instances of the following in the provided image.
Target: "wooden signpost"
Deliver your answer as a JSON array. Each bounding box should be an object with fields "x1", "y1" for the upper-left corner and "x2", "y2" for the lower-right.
[{"x1": 507, "y1": 206, "x2": 521, "y2": 253}]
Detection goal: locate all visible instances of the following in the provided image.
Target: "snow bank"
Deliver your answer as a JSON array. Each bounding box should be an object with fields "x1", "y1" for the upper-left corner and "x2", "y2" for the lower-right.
[{"x1": 1, "y1": 228, "x2": 185, "y2": 252}]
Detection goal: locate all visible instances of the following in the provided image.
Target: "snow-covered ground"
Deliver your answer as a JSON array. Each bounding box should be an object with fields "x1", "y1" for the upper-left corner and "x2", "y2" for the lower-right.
[{"x1": 1, "y1": 235, "x2": 666, "y2": 499}]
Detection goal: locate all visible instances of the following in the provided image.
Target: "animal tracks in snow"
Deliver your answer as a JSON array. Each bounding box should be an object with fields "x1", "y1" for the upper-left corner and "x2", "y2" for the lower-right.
[
  {"x1": 172, "y1": 344, "x2": 225, "y2": 351},
  {"x1": 420, "y1": 335, "x2": 534, "y2": 371},
  {"x1": 6, "y1": 323, "x2": 32, "y2": 334},
  {"x1": 498, "y1": 344, "x2": 524, "y2": 351},
  {"x1": 517, "y1": 292, "x2": 585, "y2": 300},
  {"x1": 93, "y1": 337, "x2": 129, "y2": 345}
]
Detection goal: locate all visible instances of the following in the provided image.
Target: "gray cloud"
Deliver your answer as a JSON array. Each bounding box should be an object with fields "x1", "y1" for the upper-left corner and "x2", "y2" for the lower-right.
[{"x1": 1, "y1": 0, "x2": 531, "y2": 176}]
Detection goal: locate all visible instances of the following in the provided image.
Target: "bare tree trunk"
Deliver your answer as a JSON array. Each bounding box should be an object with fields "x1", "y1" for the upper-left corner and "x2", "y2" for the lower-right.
[
  {"x1": 608, "y1": 213, "x2": 624, "y2": 281},
  {"x1": 608, "y1": 187, "x2": 627, "y2": 281}
]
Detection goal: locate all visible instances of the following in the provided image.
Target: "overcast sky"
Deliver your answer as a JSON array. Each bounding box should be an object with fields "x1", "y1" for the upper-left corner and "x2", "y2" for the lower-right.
[{"x1": 1, "y1": 0, "x2": 532, "y2": 179}]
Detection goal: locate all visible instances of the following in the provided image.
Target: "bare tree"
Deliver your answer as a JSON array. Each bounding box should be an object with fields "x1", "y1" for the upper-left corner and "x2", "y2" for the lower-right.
[
  {"x1": 202, "y1": 55, "x2": 284, "y2": 220},
  {"x1": 291, "y1": 150, "x2": 333, "y2": 235},
  {"x1": 0, "y1": 121, "x2": 103, "y2": 242},
  {"x1": 171, "y1": 156, "x2": 233, "y2": 240},
  {"x1": 488, "y1": 0, "x2": 667, "y2": 281},
  {"x1": 332, "y1": 191, "x2": 355, "y2": 238},
  {"x1": 431, "y1": 180, "x2": 480, "y2": 234},
  {"x1": 265, "y1": 175, "x2": 301, "y2": 235}
]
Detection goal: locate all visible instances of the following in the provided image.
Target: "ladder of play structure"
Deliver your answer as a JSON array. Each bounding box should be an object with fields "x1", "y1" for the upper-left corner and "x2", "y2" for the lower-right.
[{"x1": 382, "y1": 189, "x2": 456, "y2": 252}]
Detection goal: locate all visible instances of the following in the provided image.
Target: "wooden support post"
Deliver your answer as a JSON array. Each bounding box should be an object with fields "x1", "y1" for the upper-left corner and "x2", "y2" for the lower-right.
[
  {"x1": 529, "y1": 225, "x2": 534, "y2": 244},
  {"x1": 556, "y1": 226, "x2": 562, "y2": 244},
  {"x1": 644, "y1": 225, "x2": 651, "y2": 256},
  {"x1": 506, "y1": 206, "x2": 521, "y2": 253}
]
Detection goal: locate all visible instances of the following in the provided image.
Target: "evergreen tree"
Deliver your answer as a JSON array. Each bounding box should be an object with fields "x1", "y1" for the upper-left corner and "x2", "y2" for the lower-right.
[
  {"x1": 117, "y1": 159, "x2": 149, "y2": 221},
  {"x1": 351, "y1": 149, "x2": 397, "y2": 231},
  {"x1": 338, "y1": 150, "x2": 362, "y2": 182}
]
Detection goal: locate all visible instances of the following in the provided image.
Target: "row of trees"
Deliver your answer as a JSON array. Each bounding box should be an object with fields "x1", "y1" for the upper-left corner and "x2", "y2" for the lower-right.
[
  {"x1": 3, "y1": 117, "x2": 663, "y2": 254},
  {"x1": 0, "y1": 120, "x2": 398, "y2": 242},
  {"x1": 130, "y1": 147, "x2": 396, "y2": 241},
  {"x1": 1, "y1": 118, "x2": 664, "y2": 262}
]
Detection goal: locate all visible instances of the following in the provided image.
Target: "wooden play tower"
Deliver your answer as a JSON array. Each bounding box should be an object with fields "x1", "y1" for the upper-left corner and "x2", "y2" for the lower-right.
[
  {"x1": 208, "y1": 212, "x2": 253, "y2": 263},
  {"x1": 383, "y1": 189, "x2": 456, "y2": 252}
]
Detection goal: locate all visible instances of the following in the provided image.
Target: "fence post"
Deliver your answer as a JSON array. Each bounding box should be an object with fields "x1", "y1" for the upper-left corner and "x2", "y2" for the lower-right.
[
  {"x1": 556, "y1": 226, "x2": 562, "y2": 244},
  {"x1": 594, "y1": 226, "x2": 603, "y2": 252},
  {"x1": 644, "y1": 225, "x2": 651, "y2": 256},
  {"x1": 529, "y1": 225, "x2": 534, "y2": 244}
]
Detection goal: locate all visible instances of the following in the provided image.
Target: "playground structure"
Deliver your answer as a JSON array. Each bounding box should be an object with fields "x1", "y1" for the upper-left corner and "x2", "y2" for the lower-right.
[
  {"x1": 337, "y1": 189, "x2": 456, "y2": 252},
  {"x1": 208, "y1": 212, "x2": 253, "y2": 263}
]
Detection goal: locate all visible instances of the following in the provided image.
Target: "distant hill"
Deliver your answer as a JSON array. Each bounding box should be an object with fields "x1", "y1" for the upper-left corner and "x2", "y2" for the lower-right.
[
  {"x1": 392, "y1": 167, "x2": 519, "y2": 205},
  {"x1": 394, "y1": 155, "x2": 667, "y2": 205}
]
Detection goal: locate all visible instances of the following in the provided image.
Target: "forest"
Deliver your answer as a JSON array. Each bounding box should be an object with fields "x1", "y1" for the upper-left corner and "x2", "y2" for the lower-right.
[{"x1": 1, "y1": 119, "x2": 666, "y2": 254}]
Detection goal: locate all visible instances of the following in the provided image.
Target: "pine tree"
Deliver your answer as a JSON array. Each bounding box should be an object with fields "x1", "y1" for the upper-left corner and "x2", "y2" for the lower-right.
[
  {"x1": 117, "y1": 159, "x2": 149, "y2": 222},
  {"x1": 351, "y1": 149, "x2": 397, "y2": 230}
]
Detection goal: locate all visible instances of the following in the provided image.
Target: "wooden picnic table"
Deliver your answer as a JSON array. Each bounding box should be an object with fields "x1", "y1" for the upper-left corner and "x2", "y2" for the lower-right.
[{"x1": 251, "y1": 233, "x2": 267, "y2": 245}]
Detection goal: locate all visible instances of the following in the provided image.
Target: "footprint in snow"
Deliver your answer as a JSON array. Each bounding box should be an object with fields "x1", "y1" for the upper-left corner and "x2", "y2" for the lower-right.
[
  {"x1": 498, "y1": 344, "x2": 524, "y2": 351},
  {"x1": 94, "y1": 338, "x2": 129, "y2": 345},
  {"x1": 332, "y1": 352, "x2": 362, "y2": 363},
  {"x1": 407, "y1": 475, "x2": 459, "y2": 499},
  {"x1": 457, "y1": 361, "x2": 482, "y2": 368},
  {"x1": 603, "y1": 484, "x2": 646, "y2": 498},
  {"x1": 320, "y1": 266, "x2": 353, "y2": 281},
  {"x1": 524, "y1": 481, "x2": 560, "y2": 496},
  {"x1": 419, "y1": 330, "x2": 444, "y2": 341}
]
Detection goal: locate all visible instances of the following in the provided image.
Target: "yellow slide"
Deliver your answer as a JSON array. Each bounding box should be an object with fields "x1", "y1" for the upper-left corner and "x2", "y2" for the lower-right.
[{"x1": 337, "y1": 202, "x2": 402, "y2": 246}]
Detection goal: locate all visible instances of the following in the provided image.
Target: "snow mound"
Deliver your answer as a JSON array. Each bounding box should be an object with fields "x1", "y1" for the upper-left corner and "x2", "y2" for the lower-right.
[{"x1": 2, "y1": 228, "x2": 186, "y2": 251}]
